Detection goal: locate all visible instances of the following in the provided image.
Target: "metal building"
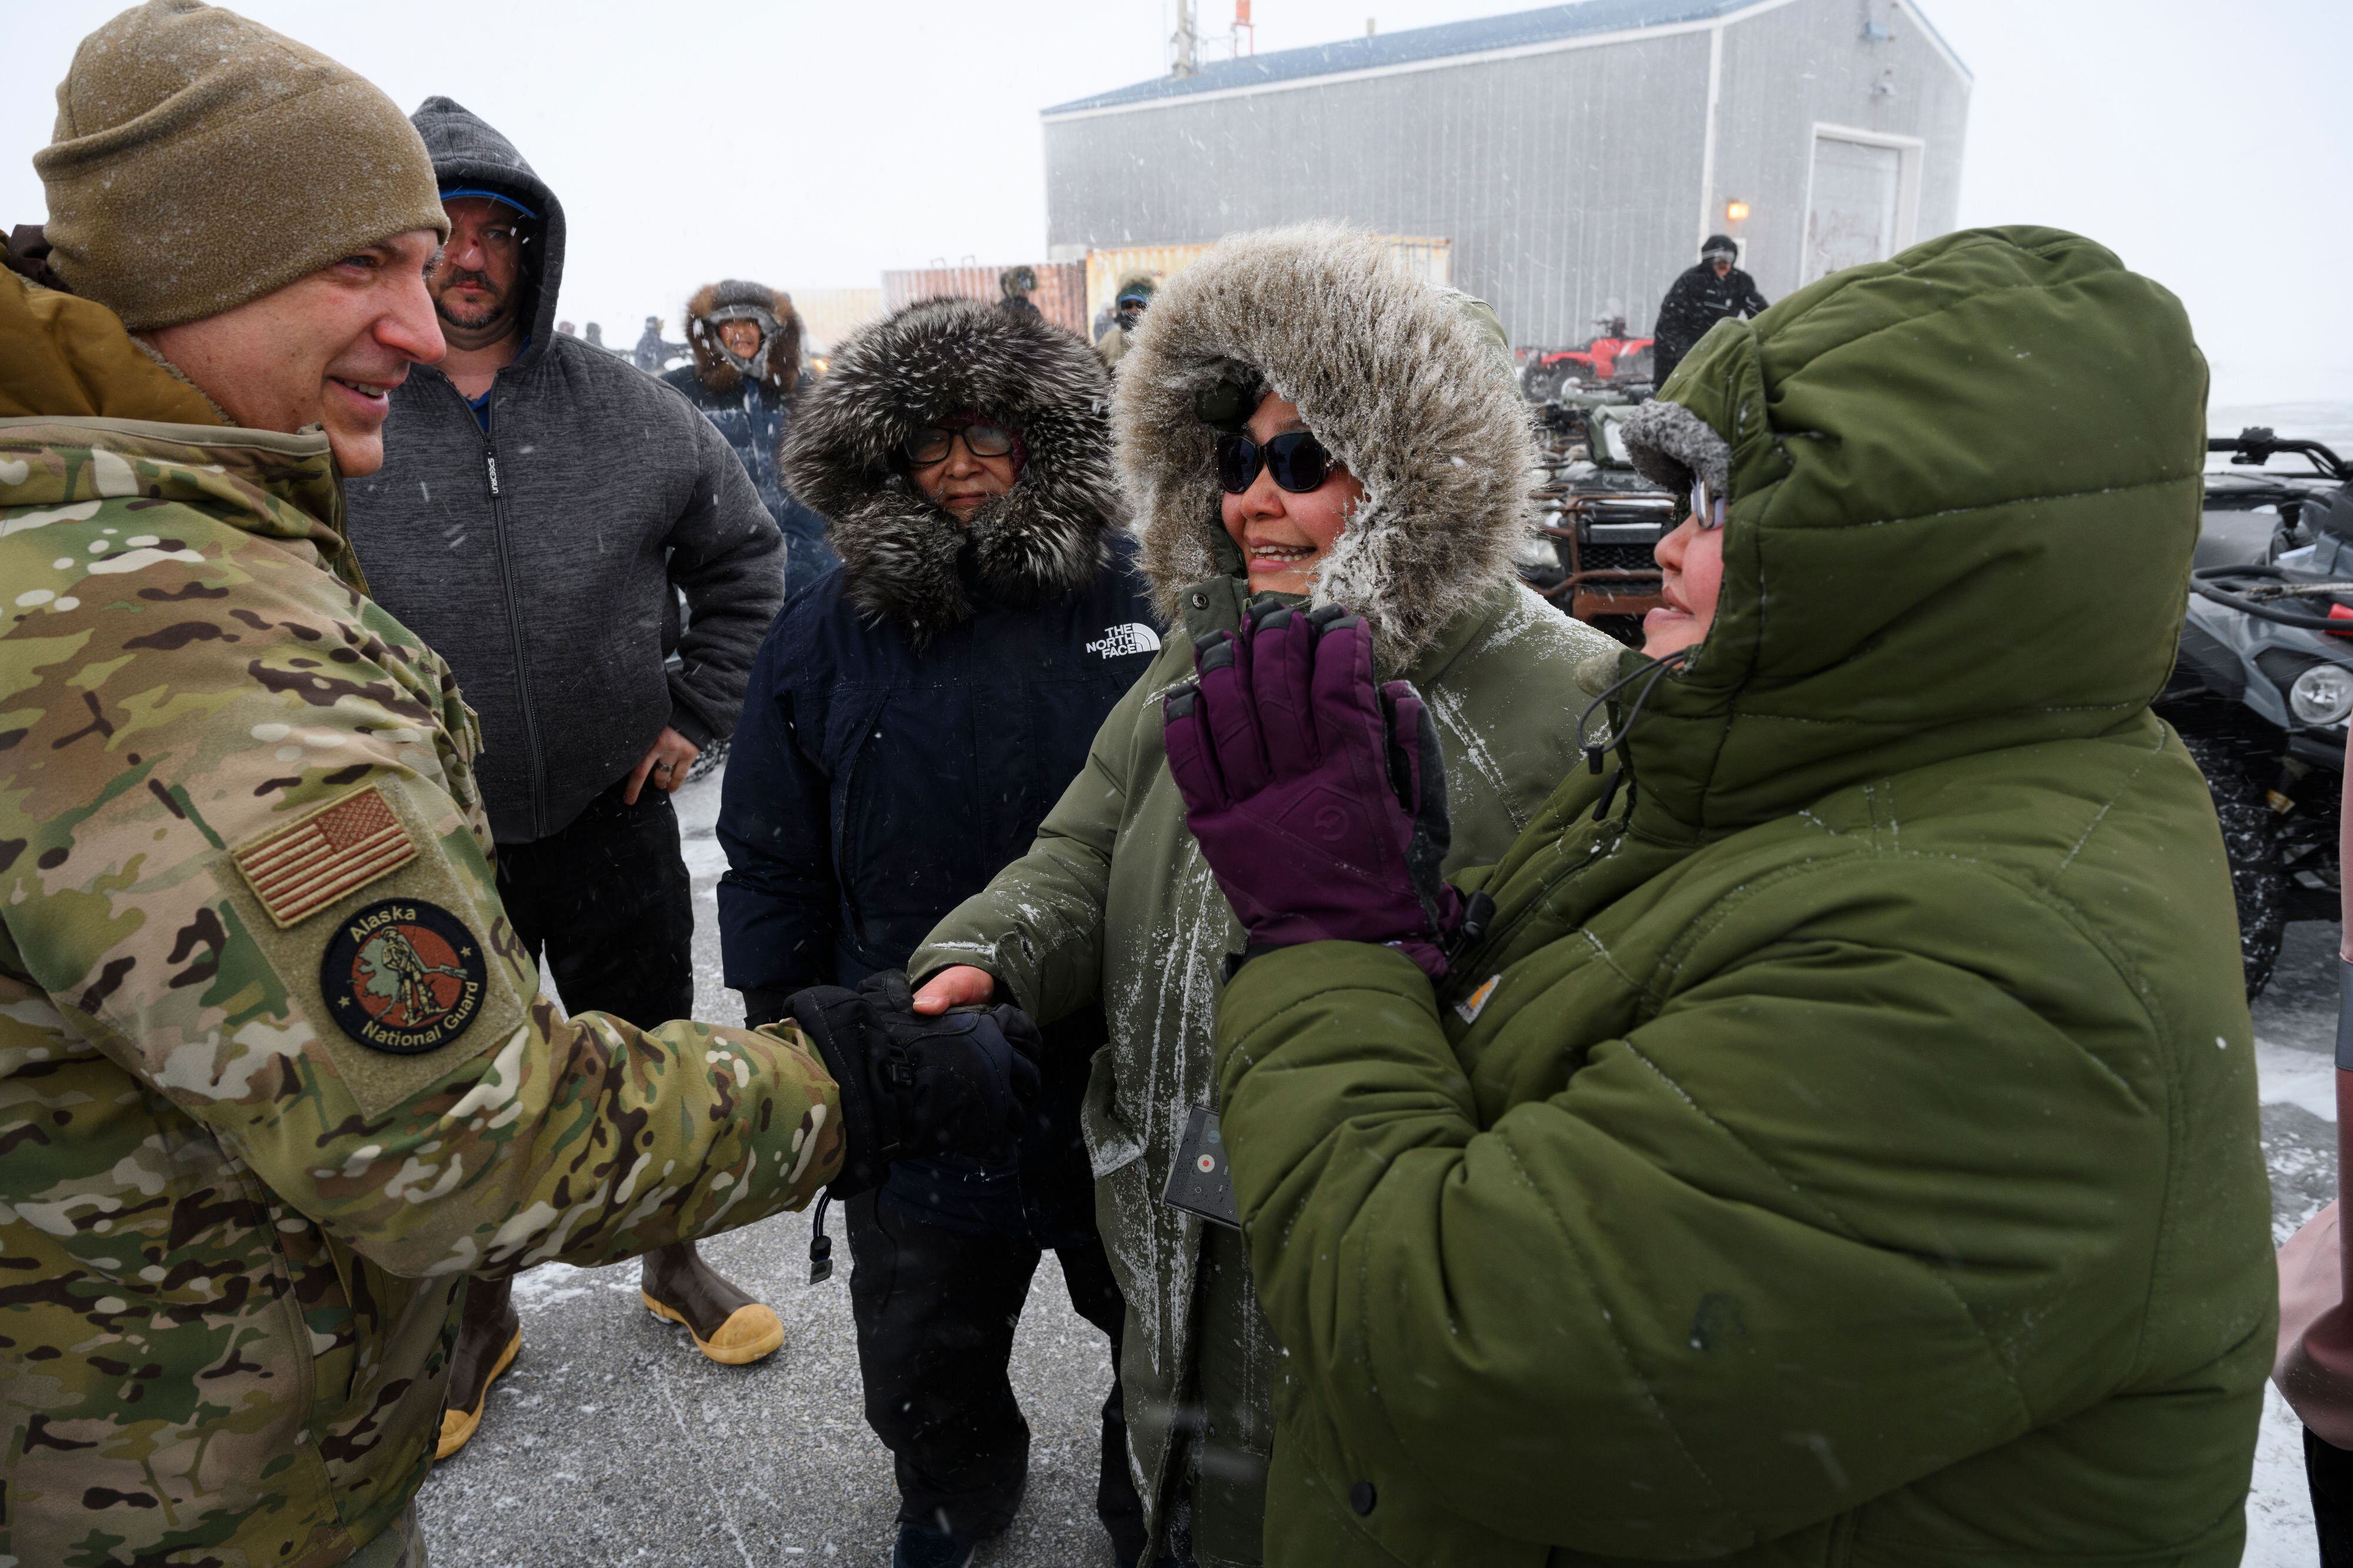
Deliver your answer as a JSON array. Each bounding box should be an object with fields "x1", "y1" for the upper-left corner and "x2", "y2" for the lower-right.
[{"x1": 1041, "y1": 0, "x2": 1969, "y2": 350}]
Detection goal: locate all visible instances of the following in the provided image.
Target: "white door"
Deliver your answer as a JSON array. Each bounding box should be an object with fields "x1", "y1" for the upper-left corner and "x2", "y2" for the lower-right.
[{"x1": 1804, "y1": 135, "x2": 1904, "y2": 284}]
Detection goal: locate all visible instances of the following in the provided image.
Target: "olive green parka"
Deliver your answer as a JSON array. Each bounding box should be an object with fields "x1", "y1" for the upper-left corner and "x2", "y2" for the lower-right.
[
  {"x1": 914, "y1": 226, "x2": 1618, "y2": 1564},
  {"x1": 1211, "y1": 226, "x2": 2275, "y2": 1566}
]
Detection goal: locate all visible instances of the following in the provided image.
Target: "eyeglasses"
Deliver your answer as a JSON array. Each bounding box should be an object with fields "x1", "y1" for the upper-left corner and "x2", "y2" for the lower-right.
[
  {"x1": 903, "y1": 422, "x2": 1016, "y2": 466},
  {"x1": 1215, "y1": 430, "x2": 1335, "y2": 495},
  {"x1": 1689, "y1": 475, "x2": 1728, "y2": 531}
]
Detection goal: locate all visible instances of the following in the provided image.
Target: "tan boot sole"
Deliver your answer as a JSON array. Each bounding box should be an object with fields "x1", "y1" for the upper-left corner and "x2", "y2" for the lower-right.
[
  {"x1": 641, "y1": 1293, "x2": 784, "y2": 1366},
  {"x1": 434, "y1": 1326, "x2": 522, "y2": 1462}
]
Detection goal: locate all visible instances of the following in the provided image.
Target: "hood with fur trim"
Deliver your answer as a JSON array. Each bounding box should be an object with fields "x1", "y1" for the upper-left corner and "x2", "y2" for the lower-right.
[
  {"x1": 782, "y1": 296, "x2": 1124, "y2": 645},
  {"x1": 1114, "y1": 225, "x2": 1536, "y2": 670},
  {"x1": 685, "y1": 279, "x2": 802, "y2": 397}
]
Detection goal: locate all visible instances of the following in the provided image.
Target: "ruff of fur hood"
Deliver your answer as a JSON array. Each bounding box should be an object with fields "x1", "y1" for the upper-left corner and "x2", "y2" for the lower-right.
[
  {"x1": 782, "y1": 296, "x2": 1124, "y2": 645},
  {"x1": 1116, "y1": 224, "x2": 1538, "y2": 669},
  {"x1": 686, "y1": 278, "x2": 802, "y2": 397}
]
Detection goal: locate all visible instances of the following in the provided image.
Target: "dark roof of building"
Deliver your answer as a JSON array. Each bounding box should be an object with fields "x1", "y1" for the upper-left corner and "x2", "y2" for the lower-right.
[{"x1": 1044, "y1": 0, "x2": 1964, "y2": 115}]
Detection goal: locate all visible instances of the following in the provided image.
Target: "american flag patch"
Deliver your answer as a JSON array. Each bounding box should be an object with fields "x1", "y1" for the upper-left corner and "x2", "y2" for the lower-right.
[{"x1": 232, "y1": 785, "x2": 417, "y2": 928}]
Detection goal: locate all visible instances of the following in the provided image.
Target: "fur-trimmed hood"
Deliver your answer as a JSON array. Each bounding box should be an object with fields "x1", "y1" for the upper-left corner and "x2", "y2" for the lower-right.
[
  {"x1": 1114, "y1": 225, "x2": 1537, "y2": 671},
  {"x1": 782, "y1": 296, "x2": 1124, "y2": 645},
  {"x1": 686, "y1": 279, "x2": 802, "y2": 397}
]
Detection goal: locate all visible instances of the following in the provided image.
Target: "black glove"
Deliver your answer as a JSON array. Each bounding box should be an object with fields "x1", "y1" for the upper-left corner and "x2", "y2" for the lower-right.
[
  {"x1": 786, "y1": 970, "x2": 1043, "y2": 1199},
  {"x1": 739, "y1": 986, "x2": 793, "y2": 1031}
]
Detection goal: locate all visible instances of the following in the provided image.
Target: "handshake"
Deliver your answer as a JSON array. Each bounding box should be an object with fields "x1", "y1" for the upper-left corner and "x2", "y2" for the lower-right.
[{"x1": 779, "y1": 971, "x2": 1041, "y2": 1197}]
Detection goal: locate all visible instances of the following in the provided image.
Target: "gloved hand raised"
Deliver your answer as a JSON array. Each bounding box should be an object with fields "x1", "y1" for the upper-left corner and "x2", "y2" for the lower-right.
[
  {"x1": 786, "y1": 971, "x2": 1044, "y2": 1198},
  {"x1": 1161, "y1": 599, "x2": 1474, "y2": 980}
]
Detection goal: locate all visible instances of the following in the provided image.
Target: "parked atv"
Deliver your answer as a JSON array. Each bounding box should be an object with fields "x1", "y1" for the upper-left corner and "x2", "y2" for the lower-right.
[
  {"x1": 1517, "y1": 387, "x2": 1677, "y2": 646},
  {"x1": 2157, "y1": 426, "x2": 2353, "y2": 995},
  {"x1": 1518, "y1": 316, "x2": 1656, "y2": 403}
]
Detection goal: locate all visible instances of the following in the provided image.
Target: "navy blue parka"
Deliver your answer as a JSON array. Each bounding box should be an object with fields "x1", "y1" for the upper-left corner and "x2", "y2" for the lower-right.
[{"x1": 718, "y1": 296, "x2": 1160, "y2": 1239}]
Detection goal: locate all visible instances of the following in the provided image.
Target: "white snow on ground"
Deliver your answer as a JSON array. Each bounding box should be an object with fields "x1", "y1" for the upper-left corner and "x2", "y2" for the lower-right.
[{"x1": 2261, "y1": 1038, "x2": 2337, "y2": 1125}]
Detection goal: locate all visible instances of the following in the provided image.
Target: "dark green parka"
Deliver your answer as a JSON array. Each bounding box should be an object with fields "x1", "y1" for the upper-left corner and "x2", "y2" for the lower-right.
[{"x1": 1212, "y1": 226, "x2": 2275, "y2": 1566}]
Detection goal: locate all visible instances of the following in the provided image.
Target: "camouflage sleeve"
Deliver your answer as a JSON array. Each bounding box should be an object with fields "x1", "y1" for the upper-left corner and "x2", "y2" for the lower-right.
[{"x1": 1, "y1": 550, "x2": 842, "y2": 1280}]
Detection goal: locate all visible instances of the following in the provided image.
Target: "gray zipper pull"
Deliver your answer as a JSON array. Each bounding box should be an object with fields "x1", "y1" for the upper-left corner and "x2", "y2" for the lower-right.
[{"x1": 484, "y1": 452, "x2": 501, "y2": 496}]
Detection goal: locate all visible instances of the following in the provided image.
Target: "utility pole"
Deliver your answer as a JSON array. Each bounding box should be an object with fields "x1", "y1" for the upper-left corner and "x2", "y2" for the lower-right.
[{"x1": 1171, "y1": 0, "x2": 1199, "y2": 76}]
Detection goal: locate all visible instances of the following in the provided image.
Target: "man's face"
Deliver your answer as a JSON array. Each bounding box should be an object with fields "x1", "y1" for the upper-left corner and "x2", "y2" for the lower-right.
[
  {"x1": 718, "y1": 319, "x2": 763, "y2": 359},
  {"x1": 1117, "y1": 298, "x2": 1146, "y2": 331},
  {"x1": 429, "y1": 197, "x2": 524, "y2": 337},
  {"x1": 140, "y1": 229, "x2": 445, "y2": 476},
  {"x1": 1712, "y1": 258, "x2": 1733, "y2": 278}
]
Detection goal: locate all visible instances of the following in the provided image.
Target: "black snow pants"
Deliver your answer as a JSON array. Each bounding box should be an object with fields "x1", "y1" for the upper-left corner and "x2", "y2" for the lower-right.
[
  {"x1": 493, "y1": 776, "x2": 695, "y2": 1026},
  {"x1": 848, "y1": 1192, "x2": 1149, "y2": 1560}
]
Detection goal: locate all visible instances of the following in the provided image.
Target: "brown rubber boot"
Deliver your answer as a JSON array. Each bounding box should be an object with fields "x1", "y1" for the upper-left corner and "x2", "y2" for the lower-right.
[
  {"x1": 435, "y1": 1275, "x2": 522, "y2": 1461},
  {"x1": 641, "y1": 1240, "x2": 784, "y2": 1365}
]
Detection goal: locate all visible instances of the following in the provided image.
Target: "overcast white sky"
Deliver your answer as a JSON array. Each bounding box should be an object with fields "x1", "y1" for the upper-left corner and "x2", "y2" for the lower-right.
[{"x1": 6, "y1": 0, "x2": 2348, "y2": 405}]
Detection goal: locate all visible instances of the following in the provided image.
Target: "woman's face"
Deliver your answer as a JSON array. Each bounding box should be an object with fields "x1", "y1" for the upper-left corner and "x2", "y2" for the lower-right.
[
  {"x1": 912, "y1": 432, "x2": 1018, "y2": 523},
  {"x1": 1219, "y1": 395, "x2": 1363, "y2": 596},
  {"x1": 1641, "y1": 508, "x2": 1725, "y2": 658}
]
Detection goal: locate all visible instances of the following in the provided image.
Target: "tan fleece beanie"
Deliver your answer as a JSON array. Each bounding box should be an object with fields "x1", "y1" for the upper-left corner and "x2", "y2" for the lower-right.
[{"x1": 34, "y1": 0, "x2": 449, "y2": 331}]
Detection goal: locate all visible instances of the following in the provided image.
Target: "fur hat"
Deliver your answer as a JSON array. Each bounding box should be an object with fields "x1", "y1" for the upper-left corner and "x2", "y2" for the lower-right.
[
  {"x1": 1115, "y1": 223, "x2": 1537, "y2": 670},
  {"x1": 783, "y1": 296, "x2": 1124, "y2": 646},
  {"x1": 36, "y1": 1, "x2": 448, "y2": 330},
  {"x1": 685, "y1": 279, "x2": 801, "y2": 396}
]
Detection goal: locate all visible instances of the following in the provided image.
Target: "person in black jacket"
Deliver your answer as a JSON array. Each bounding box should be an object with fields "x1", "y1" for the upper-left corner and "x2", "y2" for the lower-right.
[
  {"x1": 344, "y1": 98, "x2": 789, "y2": 1460},
  {"x1": 719, "y1": 298, "x2": 1159, "y2": 1568},
  {"x1": 1652, "y1": 233, "x2": 1769, "y2": 388},
  {"x1": 664, "y1": 279, "x2": 836, "y2": 588}
]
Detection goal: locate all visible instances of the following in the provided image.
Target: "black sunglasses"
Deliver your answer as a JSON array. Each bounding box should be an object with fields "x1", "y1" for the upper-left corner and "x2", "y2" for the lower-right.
[
  {"x1": 1215, "y1": 430, "x2": 1335, "y2": 495},
  {"x1": 903, "y1": 421, "x2": 1015, "y2": 466}
]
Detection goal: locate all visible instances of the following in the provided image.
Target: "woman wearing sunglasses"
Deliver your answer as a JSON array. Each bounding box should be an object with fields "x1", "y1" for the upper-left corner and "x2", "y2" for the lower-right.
[
  {"x1": 716, "y1": 296, "x2": 1162, "y2": 1568},
  {"x1": 909, "y1": 226, "x2": 1619, "y2": 1566}
]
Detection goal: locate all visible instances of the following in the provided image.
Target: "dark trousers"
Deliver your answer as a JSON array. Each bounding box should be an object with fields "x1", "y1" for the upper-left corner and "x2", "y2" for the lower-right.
[
  {"x1": 494, "y1": 778, "x2": 694, "y2": 1027},
  {"x1": 2312, "y1": 1425, "x2": 2353, "y2": 1566},
  {"x1": 848, "y1": 1193, "x2": 1149, "y2": 1560}
]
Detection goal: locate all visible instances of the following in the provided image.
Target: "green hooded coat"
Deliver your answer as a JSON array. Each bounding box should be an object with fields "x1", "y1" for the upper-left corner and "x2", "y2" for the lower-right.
[
  {"x1": 914, "y1": 226, "x2": 1618, "y2": 1563},
  {"x1": 1211, "y1": 226, "x2": 2275, "y2": 1566}
]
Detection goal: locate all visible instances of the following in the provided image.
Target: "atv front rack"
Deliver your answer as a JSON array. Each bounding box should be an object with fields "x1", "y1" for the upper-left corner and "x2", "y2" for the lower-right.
[{"x1": 2193, "y1": 562, "x2": 2353, "y2": 631}]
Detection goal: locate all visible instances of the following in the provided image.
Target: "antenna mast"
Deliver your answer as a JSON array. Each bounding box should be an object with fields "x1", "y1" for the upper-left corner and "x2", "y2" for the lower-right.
[{"x1": 1171, "y1": 0, "x2": 1199, "y2": 76}]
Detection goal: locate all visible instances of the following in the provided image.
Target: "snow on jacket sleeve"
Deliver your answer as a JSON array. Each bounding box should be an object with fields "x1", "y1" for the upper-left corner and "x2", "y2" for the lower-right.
[
  {"x1": 663, "y1": 405, "x2": 785, "y2": 749},
  {"x1": 716, "y1": 603, "x2": 842, "y2": 999},
  {"x1": 1213, "y1": 858, "x2": 2199, "y2": 1559},
  {"x1": 909, "y1": 639, "x2": 1180, "y2": 1024}
]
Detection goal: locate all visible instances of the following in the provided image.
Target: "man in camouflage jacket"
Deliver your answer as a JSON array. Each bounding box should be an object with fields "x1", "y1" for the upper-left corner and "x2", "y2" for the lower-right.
[{"x1": 0, "y1": 5, "x2": 887, "y2": 1564}]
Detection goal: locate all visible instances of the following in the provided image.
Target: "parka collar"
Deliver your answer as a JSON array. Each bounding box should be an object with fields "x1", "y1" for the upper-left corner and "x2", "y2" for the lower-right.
[{"x1": 0, "y1": 416, "x2": 365, "y2": 592}]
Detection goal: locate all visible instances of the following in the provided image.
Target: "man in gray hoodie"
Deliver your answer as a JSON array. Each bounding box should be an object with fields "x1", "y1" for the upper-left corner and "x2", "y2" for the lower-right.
[{"x1": 345, "y1": 98, "x2": 788, "y2": 1461}]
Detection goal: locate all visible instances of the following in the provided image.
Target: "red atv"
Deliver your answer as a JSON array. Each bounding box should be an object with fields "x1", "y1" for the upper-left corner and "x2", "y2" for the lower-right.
[{"x1": 1518, "y1": 316, "x2": 1655, "y2": 402}]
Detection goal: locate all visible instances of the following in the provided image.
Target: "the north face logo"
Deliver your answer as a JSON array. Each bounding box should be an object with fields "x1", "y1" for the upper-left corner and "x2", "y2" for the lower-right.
[{"x1": 1086, "y1": 622, "x2": 1161, "y2": 659}]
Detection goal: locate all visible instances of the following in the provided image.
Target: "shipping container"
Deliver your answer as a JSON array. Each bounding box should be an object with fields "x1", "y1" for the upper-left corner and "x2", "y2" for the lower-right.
[
  {"x1": 1079, "y1": 238, "x2": 1452, "y2": 335},
  {"x1": 876, "y1": 262, "x2": 1089, "y2": 337},
  {"x1": 792, "y1": 288, "x2": 885, "y2": 356}
]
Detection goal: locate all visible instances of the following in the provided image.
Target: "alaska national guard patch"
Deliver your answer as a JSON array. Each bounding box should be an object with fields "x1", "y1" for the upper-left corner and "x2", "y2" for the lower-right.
[
  {"x1": 232, "y1": 783, "x2": 418, "y2": 926},
  {"x1": 321, "y1": 899, "x2": 489, "y2": 1053}
]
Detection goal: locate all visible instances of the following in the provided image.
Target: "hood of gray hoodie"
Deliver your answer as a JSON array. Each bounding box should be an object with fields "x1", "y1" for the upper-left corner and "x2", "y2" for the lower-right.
[
  {"x1": 345, "y1": 100, "x2": 784, "y2": 845},
  {"x1": 408, "y1": 96, "x2": 565, "y2": 370}
]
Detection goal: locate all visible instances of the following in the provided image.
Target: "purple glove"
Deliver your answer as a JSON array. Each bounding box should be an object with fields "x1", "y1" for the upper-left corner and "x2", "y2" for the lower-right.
[{"x1": 1162, "y1": 601, "x2": 1469, "y2": 979}]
